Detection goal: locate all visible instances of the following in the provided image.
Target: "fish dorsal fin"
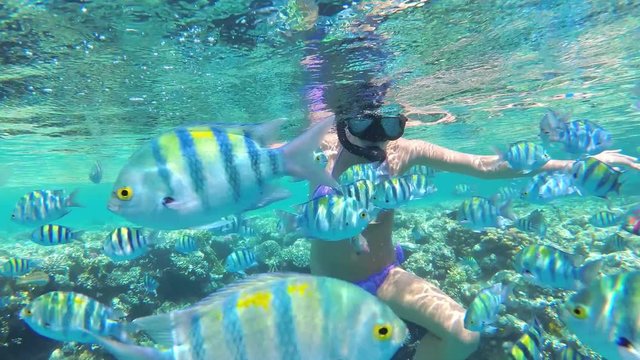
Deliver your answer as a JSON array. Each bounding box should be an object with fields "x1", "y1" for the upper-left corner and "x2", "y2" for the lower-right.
[
  {"x1": 188, "y1": 118, "x2": 286, "y2": 146},
  {"x1": 133, "y1": 273, "x2": 304, "y2": 346},
  {"x1": 191, "y1": 272, "x2": 304, "y2": 309}
]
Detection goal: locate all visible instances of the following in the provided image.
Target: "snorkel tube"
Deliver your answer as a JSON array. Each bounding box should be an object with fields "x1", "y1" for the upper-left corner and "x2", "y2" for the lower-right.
[{"x1": 336, "y1": 118, "x2": 387, "y2": 162}]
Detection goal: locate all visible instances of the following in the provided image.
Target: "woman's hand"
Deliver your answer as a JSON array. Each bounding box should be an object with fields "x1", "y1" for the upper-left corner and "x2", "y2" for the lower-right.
[{"x1": 593, "y1": 149, "x2": 640, "y2": 170}]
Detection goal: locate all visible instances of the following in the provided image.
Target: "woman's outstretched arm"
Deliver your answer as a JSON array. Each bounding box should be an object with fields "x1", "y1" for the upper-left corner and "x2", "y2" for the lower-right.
[{"x1": 399, "y1": 138, "x2": 640, "y2": 179}]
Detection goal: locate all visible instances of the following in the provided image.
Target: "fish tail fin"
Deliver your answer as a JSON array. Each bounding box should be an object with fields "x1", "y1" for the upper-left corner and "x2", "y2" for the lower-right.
[
  {"x1": 66, "y1": 189, "x2": 83, "y2": 207},
  {"x1": 71, "y1": 230, "x2": 85, "y2": 241},
  {"x1": 146, "y1": 231, "x2": 160, "y2": 245},
  {"x1": 579, "y1": 259, "x2": 603, "y2": 285},
  {"x1": 275, "y1": 210, "x2": 297, "y2": 235},
  {"x1": 86, "y1": 331, "x2": 170, "y2": 360},
  {"x1": 499, "y1": 199, "x2": 516, "y2": 221},
  {"x1": 281, "y1": 117, "x2": 339, "y2": 189}
]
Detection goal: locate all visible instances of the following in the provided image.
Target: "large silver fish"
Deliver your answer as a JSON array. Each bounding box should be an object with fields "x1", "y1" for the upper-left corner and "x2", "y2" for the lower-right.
[{"x1": 108, "y1": 118, "x2": 338, "y2": 230}]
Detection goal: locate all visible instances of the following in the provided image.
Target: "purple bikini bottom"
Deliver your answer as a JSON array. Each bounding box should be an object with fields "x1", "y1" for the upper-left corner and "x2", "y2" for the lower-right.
[
  {"x1": 354, "y1": 244, "x2": 405, "y2": 295},
  {"x1": 313, "y1": 185, "x2": 405, "y2": 295}
]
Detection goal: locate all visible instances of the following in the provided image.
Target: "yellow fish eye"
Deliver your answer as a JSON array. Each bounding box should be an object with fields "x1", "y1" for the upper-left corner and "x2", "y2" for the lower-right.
[
  {"x1": 116, "y1": 186, "x2": 133, "y2": 201},
  {"x1": 373, "y1": 324, "x2": 392, "y2": 341},
  {"x1": 360, "y1": 212, "x2": 367, "y2": 219},
  {"x1": 572, "y1": 305, "x2": 588, "y2": 319}
]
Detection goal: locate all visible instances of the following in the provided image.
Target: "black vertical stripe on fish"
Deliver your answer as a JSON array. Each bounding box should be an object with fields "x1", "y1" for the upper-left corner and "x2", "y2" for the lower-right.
[
  {"x1": 40, "y1": 226, "x2": 46, "y2": 243},
  {"x1": 84, "y1": 296, "x2": 96, "y2": 332},
  {"x1": 582, "y1": 160, "x2": 599, "y2": 185},
  {"x1": 268, "y1": 149, "x2": 280, "y2": 176},
  {"x1": 126, "y1": 229, "x2": 135, "y2": 253},
  {"x1": 116, "y1": 229, "x2": 124, "y2": 253},
  {"x1": 515, "y1": 340, "x2": 535, "y2": 360},
  {"x1": 212, "y1": 128, "x2": 240, "y2": 202},
  {"x1": 48, "y1": 225, "x2": 54, "y2": 244},
  {"x1": 151, "y1": 138, "x2": 174, "y2": 195},
  {"x1": 244, "y1": 135, "x2": 263, "y2": 190},
  {"x1": 190, "y1": 312, "x2": 206, "y2": 359},
  {"x1": 595, "y1": 169, "x2": 611, "y2": 192},
  {"x1": 57, "y1": 225, "x2": 63, "y2": 243},
  {"x1": 175, "y1": 128, "x2": 207, "y2": 207},
  {"x1": 62, "y1": 293, "x2": 75, "y2": 337}
]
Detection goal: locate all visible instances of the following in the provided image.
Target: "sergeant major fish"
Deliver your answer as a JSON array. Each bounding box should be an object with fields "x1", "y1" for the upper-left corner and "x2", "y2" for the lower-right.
[
  {"x1": 87, "y1": 273, "x2": 408, "y2": 360},
  {"x1": 174, "y1": 235, "x2": 198, "y2": 254},
  {"x1": 493, "y1": 141, "x2": 550, "y2": 174},
  {"x1": 514, "y1": 209, "x2": 547, "y2": 239},
  {"x1": 11, "y1": 189, "x2": 81, "y2": 226},
  {"x1": 31, "y1": 224, "x2": 84, "y2": 246},
  {"x1": 521, "y1": 172, "x2": 580, "y2": 203},
  {"x1": 20, "y1": 291, "x2": 128, "y2": 344},
  {"x1": 464, "y1": 283, "x2": 512, "y2": 334},
  {"x1": 539, "y1": 110, "x2": 612, "y2": 155},
  {"x1": 225, "y1": 248, "x2": 258, "y2": 275},
  {"x1": 456, "y1": 196, "x2": 515, "y2": 232},
  {"x1": 108, "y1": 118, "x2": 338, "y2": 230},
  {"x1": 561, "y1": 271, "x2": 640, "y2": 360},
  {"x1": 589, "y1": 210, "x2": 623, "y2": 228},
  {"x1": 0, "y1": 258, "x2": 41, "y2": 277},
  {"x1": 508, "y1": 318, "x2": 545, "y2": 360},
  {"x1": 570, "y1": 156, "x2": 623, "y2": 199},
  {"x1": 513, "y1": 245, "x2": 601, "y2": 290},
  {"x1": 103, "y1": 227, "x2": 158, "y2": 262}
]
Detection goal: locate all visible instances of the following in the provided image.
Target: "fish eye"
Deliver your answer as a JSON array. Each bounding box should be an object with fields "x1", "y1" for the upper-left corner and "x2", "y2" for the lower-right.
[
  {"x1": 23, "y1": 309, "x2": 32, "y2": 316},
  {"x1": 315, "y1": 155, "x2": 321, "y2": 161},
  {"x1": 572, "y1": 305, "x2": 587, "y2": 319},
  {"x1": 116, "y1": 186, "x2": 133, "y2": 201},
  {"x1": 360, "y1": 212, "x2": 367, "y2": 219},
  {"x1": 523, "y1": 269, "x2": 532, "y2": 275},
  {"x1": 10, "y1": 214, "x2": 15, "y2": 219},
  {"x1": 373, "y1": 324, "x2": 392, "y2": 341}
]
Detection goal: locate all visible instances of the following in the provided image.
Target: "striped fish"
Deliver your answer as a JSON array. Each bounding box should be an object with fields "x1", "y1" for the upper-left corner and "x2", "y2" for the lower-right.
[
  {"x1": 205, "y1": 215, "x2": 258, "y2": 238},
  {"x1": 589, "y1": 210, "x2": 622, "y2": 228},
  {"x1": 372, "y1": 177, "x2": 413, "y2": 209},
  {"x1": 19, "y1": 291, "x2": 128, "y2": 343},
  {"x1": 403, "y1": 174, "x2": 437, "y2": 199},
  {"x1": 456, "y1": 196, "x2": 515, "y2": 232},
  {"x1": 622, "y1": 205, "x2": 640, "y2": 236},
  {"x1": 0, "y1": 258, "x2": 41, "y2": 277},
  {"x1": 540, "y1": 111, "x2": 612, "y2": 155},
  {"x1": 404, "y1": 165, "x2": 437, "y2": 177},
  {"x1": 103, "y1": 227, "x2": 158, "y2": 262},
  {"x1": 342, "y1": 179, "x2": 375, "y2": 212},
  {"x1": 31, "y1": 224, "x2": 84, "y2": 246},
  {"x1": 108, "y1": 118, "x2": 338, "y2": 230},
  {"x1": 143, "y1": 275, "x2": 159, "y2": 296},
  {"x1": 495, "y1": 186, "x2": 520, "y2": 203},
  {"x1": 225, "y1": 249, "x2": 258, "y2": 275},
  {"x1": 277, "y1": 194, "x2": 371, "y2": 242},
  {"x1": 513, "y1": 245, "x2": 601, "y2": 290},
  {"x1": 570, "y1": 157, "x2": 623, "y2": 199},
  {"x1": 174, "y1": 235, "x2": 198, "y2": 254},
  {"x1": 11, "y1": 189, "x2": 81, "y2": 226},
  {"x1": 603, "y1": 232, "x2": 631, "y2": 253},
  {"x1": 561, "y1": 271, "x2": 640, "y2": 360},
  {"x1": 91, "y1": 273, "x2": 408, "y2": 360},
  {"x1": 521, "y1": 171, "x2": 580, "y2": 203},
  {"x1": 338, "y1": 162, "x2": 385, "y2": 184},
  {"x1": 463, "y1": 283, "x2": 511, "y2": 333},
  {"x1": 494, "y1": 141, "x2": 550, "y2": 174},
  {"x1": 514, "y1": 209, "x2": 547, "y2": 239},
  {"x1": 558, "y1": 343, "x2": 591, "y2": 360},
  {"x1": 454, "y1": 183, "x2": 472, "y2": 196},
  {"x1": 508, "y1": 319, "x2": 545, "y2": 360}
]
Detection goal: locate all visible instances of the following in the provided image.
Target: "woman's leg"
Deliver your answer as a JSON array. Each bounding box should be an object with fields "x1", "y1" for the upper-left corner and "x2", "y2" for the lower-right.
[{"x1": 377, "y1": 267, "x2": 480, "y2": 360}]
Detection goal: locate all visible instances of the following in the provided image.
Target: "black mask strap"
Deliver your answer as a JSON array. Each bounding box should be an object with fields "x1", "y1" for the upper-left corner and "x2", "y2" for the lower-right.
[{"x1": 336, "y1": 119, "x2": 386, "y2": 162}]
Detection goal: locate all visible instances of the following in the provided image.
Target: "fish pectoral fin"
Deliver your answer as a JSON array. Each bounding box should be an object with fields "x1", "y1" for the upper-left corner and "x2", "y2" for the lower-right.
[
  {"x1": 616, "y1": 336, "x2": 640, "y2": 359},
  {"x1": 161, "y1": 196, "x2": 200, "y2": 212}
]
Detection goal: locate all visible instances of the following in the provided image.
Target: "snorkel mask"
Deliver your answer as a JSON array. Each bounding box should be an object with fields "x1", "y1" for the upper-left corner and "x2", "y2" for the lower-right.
[{"x1": 337, "y1": 112, "x2": 407, "y2": 162}]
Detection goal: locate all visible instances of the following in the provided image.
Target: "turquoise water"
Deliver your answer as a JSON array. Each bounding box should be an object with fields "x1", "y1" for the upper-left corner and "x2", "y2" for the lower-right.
[{"x1": 1, "y1": 0, "x2": 640, "y2": 359}]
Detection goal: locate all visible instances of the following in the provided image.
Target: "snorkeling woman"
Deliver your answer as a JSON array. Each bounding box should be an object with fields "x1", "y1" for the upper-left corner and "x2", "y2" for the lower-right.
[{"x1": 307, "y1": 110, "x2": 639, "y2": 360}]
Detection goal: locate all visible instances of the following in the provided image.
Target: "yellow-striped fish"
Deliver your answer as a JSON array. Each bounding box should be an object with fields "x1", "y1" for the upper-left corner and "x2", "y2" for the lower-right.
[
  {"x1": 88, "y1": 273, "x2": 408, "y2": 360},
  {"x1": 108, "y1": 118, "x2": 338, "y2": 230},
  {"x1": 19, "y1": 291, "x2": 128, "y2": 343},
  {"x1": 562, "y1": 271, "x2": 640, "y2": 360},
  {"x1": 0, "y1": 258, "x2": 42, "y2": 277},
  {"x1": 509, "y1": 319, "x2": 545, "y2": 360},
  {"x1": 11, "y1": 189, "x2": 81, "y2": 226},
  {"x1": 31, "y1": 224, "x2": 84, "y2": 246},
  {"x1": 103, "y1": 227, "x2": 158, "y2": 262}
]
